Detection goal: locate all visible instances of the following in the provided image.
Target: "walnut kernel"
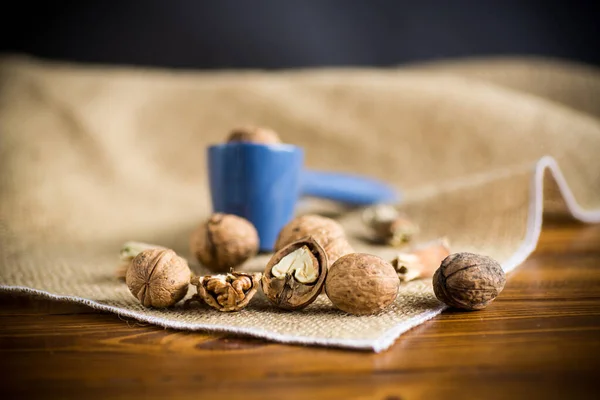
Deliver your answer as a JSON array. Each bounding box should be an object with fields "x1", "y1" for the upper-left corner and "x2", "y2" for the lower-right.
[{"x1": 191, "y1": 271, "x2": 261, "y2": 312}]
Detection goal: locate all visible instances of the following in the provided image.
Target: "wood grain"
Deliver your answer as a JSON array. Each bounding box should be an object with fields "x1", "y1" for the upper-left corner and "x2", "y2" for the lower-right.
[{"x1": 1, "y1": 218, "x2": 599, "y2": 400}]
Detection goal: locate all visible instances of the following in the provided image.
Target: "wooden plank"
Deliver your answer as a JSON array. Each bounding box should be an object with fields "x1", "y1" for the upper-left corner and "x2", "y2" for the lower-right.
[{"x1": 1, "y1": 219, "x2": 599, "y2": 399}]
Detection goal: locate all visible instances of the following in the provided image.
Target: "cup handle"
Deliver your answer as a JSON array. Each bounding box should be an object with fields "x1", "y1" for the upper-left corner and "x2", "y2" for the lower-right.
[{"x1": 301, "y1": 170, "x2": 400, "y2": 205}]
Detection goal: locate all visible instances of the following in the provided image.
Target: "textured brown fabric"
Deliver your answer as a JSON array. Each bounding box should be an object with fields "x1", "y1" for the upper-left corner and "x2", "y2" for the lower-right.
[{"x1": 1, "y1": 55, "x2": 599, "y2": 351}]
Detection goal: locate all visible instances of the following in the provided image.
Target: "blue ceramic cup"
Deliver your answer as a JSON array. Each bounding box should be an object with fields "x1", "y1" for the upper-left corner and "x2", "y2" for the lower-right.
[{"x1": 208, "y1": 142, "x2": 399, "y2": 251}]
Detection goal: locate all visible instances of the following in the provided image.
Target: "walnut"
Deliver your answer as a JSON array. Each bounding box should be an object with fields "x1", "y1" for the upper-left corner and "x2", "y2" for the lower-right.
[
  {"x1": 261, "y1": 237, "x2": 328, "y2": 310},
  {"x1": 125, "y1": 248, "x2": 191, "y2": 308},
  {"x1": 324, "y1": 237, "x2": 355, "y2": 264},
  {"x1": 433, "y1": 252, "x2": 506, "y2": 310},
  {"x1": 116, "y1": 241, "x2": 166, "y2": 281},
  {"x1": 190, "y1": 271, "x2": 261, "y2": 312},
  {"x1": 325, "y1": 253, "x2": 399, "y2": 315},
  {"x1": 391, "y1": 238, "x2": 451, "y2": 282},
  {"x1": 190, "y1": 213, "x2": 259, "y2": 273},
  {"x1": 274, "y1": 214, "x2": 348, "y2": 263},
  {"x1": 363, "y1": 205, "x2": 418, "y2": 246},
  {"x1": 227, "y1": 126, "x2": 281, "y2": 144}
]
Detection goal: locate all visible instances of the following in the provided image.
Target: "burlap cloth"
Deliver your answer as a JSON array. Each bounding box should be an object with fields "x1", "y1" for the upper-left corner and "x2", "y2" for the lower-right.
[{"x1": 1, "y1": 55, "x2": 599, "y2": 352}]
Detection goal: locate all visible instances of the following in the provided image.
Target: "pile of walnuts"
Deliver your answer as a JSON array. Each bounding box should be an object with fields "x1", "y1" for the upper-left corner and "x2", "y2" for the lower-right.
[{"x1": 121, "y1": 127, "x2": 506, "y2": 315}]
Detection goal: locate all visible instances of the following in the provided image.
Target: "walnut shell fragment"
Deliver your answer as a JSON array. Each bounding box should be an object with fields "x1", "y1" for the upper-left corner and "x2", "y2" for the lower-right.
[
  {"x1": 433, "y1": 252, "x2": 506, "y2": 311},
  {"x1": 192, "y1": 271, "x2": 262, "y2": 312},
  {"x1": 126, "y1": 248, "x2": 191, "y2": 308},
  {"x1": 274, "y1": 214, "x2": 349, "y2": 263},
  {"x1": 190, "y1": 213, "x2": 259, "y2": 273},
  {"x1": 373, "y1": 215, "x2": 419, "y2": 246},
  {"x1": 363, "y1": 205, "x2": 419, "y2": 246},
  {"x1": 261, "y1": 237, "x2": 328, "y2": 310},
  {"x1": 227, "y1": 126, "x2": 281, "y2": 144},
  {"x1": 326, "y1": 253, "x2": 400, "y2": 315},
  {"x1": 391, "y1": 239, "x2": 451, "y2": 282}
]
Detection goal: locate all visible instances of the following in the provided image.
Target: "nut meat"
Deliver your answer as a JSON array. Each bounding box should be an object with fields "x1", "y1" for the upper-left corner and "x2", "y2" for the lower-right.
[
  {"x1": 261, "y1": 237, "x2": 328, "y2": 310},
  {"x1": 192, "y1": 271, "x2": 261, "y2": 312},
  {"x1": 326, "y1": 253, "x2": 399, "y2": 315},
  {"x1": 126, "y1": 248, "x2": 191, "y2": 308},
  {"x1": 433, "y1": 252, "x2": 506, "y2": 310},
  {"x1": 190, "y1": 213, "x2": 259, "y2": 273}
]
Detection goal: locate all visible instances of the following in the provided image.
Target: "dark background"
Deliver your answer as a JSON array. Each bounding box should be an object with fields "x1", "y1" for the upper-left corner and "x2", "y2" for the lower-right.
[{"x1": 1, "y1": 0, "x2": 598, "y2": 70}]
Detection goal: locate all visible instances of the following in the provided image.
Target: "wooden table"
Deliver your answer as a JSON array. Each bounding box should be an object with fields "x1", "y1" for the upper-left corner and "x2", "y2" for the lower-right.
[{"x1": 1, "y1": 217, "x2": 599, "y2": 399}]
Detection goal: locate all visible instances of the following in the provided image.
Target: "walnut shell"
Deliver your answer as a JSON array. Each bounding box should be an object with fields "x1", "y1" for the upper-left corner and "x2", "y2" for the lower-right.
[
  {"x1": 192, "y1": 271, "x2": 262, "y2": 312},
  {"x1": 227, "y1": 126, "x2": 281, "y2": 144},
  {"x1": 391, "y1": 238, "x2": 451, "y2": 282},
  {"x1": 275, "y1": 214, "x2": 346, "y2": 260},
  {"x1": 324, "y1": 237, "x2": 354, "y2": 264},
  {"x1": 190, "y1": 213, "x2": 259, "y2": 273},
  {"x1": 325, "y1": 253, "x2": 399, "y2": 315},
  {"x1": 433, "y1": 252, "x2": 506, "y2": 311},
  {"x1": 362, "y1": 205, "x2": 419, "y2": 246},
  {"x1": 126, "y1": 248, "x2": 191, "y2": 308},
  {"x1": 261, "y1": 236, "x2": 328, "y2": 310},
  {"x1": 373, "y1": 215, "x2": 419, "y2": 246}
]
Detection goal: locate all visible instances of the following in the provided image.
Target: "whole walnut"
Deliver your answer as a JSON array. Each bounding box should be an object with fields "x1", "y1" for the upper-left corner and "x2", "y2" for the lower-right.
[
  {"x1": 324, "y1": 237, "x2": 355, "y2": 264},
  {"x1": 275, "y1": 214, "x2": 350, "y2": 263},
  {"x1": 190, "y1": 213, "x2": 259, "y2": 273},
  {"x1": 227, "y1": 126, "x2": 281, "y2": 144},
  {"x1": 433, "y1": 252, "x2": 506, "y2": 311},
  {"x1": 325, "y1": 253, "x2": 400, "y2": 315},
  {"x1": 126, "y1": 248, "x2": 191, "y2": 308}
]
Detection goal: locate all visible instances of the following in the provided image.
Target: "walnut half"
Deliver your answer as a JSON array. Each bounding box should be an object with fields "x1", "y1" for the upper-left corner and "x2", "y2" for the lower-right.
[{"x1": 261, "y1": 236, "x2": 328, "y2": 310}]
